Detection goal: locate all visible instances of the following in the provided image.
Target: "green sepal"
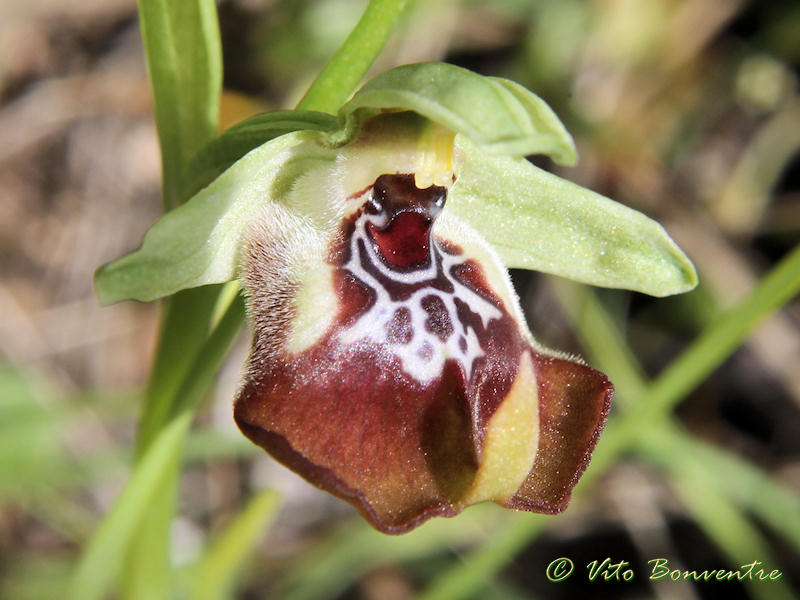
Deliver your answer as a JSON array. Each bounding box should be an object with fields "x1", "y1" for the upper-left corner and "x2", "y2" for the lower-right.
[
  {"x1": 94, "y1": 131, "x2": 332, "y2": 305},
  {"x1": 450, "y1": 135, "x2": 697, "y2": 297},
  {"x1": 181, "y1": 110, "x2": 338, "y2": 199},
  {"x1": 333, "y1": 62, "x2": 577, "y2": 165}
]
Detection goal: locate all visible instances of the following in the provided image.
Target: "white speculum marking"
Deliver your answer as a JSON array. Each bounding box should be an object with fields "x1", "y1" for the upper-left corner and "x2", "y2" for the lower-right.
[{"x1": 338, "y1": 212, "x2": 502, "y2": 384}]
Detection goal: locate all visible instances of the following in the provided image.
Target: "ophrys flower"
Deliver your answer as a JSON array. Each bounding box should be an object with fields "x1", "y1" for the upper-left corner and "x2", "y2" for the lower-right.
[{"x1": 95, "y1": 63, "x2": 696, "y2": 534}]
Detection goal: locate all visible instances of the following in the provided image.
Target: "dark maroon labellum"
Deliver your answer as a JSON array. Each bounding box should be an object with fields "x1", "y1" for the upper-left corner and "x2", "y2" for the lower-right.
[{"x1": 234, "y1": 173, "x2": 613, "y2": 534}]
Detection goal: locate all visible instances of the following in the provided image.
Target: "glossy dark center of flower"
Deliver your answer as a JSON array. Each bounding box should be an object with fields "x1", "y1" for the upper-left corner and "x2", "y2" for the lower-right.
[{"x1": 366, "y1": 174, "x2": 446, "y2": 268}]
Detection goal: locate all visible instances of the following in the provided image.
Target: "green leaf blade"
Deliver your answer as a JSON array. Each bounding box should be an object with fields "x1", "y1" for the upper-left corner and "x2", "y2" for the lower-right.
[
  {"x1": 182, "y1": 111, "x2": 339, "y2": 199},
  {"x1": 451, "y1": 135, "x2": 697, "y2": 297},
  {"x1": 338, "y1": 62, "x2": 577, "y2": 164},
  {"x1": 138, "y1": 0, "x2": 222, "y2": 209},
  {"x1": 190, "y1": 490, "x2": 281, "y2": 600},
  {"x1": 67, "y1": 413, "x2": 192, "y2": 600}
]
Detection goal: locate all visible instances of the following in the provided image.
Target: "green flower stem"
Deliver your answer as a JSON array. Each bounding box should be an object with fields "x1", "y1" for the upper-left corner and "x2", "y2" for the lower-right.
[
  {"x1": 296, "y1": 0, "x2": 409, "y2": 113},
  {"x1": 136, "y1": 286, "x2": 221, "y2": 456},
  {"x1": 419, "y1": 243, "x2": 800, "y2": 600}
]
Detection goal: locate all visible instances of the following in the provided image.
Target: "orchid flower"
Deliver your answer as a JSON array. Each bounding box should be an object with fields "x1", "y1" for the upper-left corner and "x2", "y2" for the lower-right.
[{"x1": 95, "y1": 63, "x2": 696, "y2": 534}]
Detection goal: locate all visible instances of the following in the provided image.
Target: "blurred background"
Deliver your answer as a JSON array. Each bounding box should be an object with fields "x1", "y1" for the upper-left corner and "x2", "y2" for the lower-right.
[{"x1": 1, "y1": 0, "x2": 798, "y2": 598}]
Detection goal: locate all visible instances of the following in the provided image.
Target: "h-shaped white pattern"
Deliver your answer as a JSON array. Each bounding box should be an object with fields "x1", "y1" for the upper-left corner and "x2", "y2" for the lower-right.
[{"x1": 338, "y1": 212, "x2": 503, "y2": 384}]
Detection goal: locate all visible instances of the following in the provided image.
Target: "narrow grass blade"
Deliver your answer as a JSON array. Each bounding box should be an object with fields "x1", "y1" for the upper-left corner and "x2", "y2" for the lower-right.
[
  {"x1": 67, "y1": 411, "x2": 192, "y2": 600},
  {"x1": 637, "y1": 424, "x2": 800, "y2": 557},
  {"x1": 417, "y1": 514, "x2": 547, "y2": 600},
  {"x1": 190, "y1": 490, "x2": 281, "y2": 600},
  {"x1": 70, "y1": 295, "x2": 245, "y2": 600},
  {"x1": 561, "y1": 281, "x2": 800, "y2": 555},
  {"x1": 282, "y1": 505, "x2": 509, "y2": 600},
  {"x1": 670, "y1": 471, "x2": 795, "y2": 600},
  {"x1": 121, "y1": 463, "x2": 179, "y2": 600},
  {"x1": 610, "y1": 243, "x2": 800, "y2": 448}
]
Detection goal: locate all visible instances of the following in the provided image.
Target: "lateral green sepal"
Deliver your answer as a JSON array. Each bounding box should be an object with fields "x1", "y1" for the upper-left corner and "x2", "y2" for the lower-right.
[
  {"x1": 449, "y1": 135, "x2": 697, "y2": 297},
  {"x1": 95, "y1": 131, "x2": 332, "y2": 304}
]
